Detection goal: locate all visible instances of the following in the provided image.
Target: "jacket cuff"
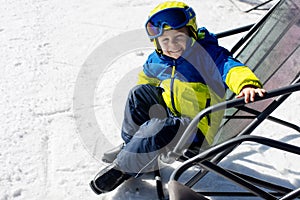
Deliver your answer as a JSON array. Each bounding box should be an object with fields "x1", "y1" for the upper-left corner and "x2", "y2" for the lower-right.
[{"x1": 225, "y1": 66, "x2": 263, "y2": 94}]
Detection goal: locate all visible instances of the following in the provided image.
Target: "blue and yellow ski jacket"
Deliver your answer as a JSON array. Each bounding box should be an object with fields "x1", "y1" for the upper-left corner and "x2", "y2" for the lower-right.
[{"x1": 137, "y1": 27, "x2": 262, "y2": 144}]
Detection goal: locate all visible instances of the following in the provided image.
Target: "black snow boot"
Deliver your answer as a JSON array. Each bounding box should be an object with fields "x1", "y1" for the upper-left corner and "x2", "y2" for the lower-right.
[{"x1": 89, "y1": 163, "x2": 131, "y2": 195}]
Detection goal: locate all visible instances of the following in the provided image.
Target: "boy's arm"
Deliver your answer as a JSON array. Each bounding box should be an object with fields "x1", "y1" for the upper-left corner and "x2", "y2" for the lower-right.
[
  {"x1": 199, "y1": 28, "x2": 266, "y2": 103},
  {"x1": 225, "y1": 66, "x2": 266, "y2": 103}
]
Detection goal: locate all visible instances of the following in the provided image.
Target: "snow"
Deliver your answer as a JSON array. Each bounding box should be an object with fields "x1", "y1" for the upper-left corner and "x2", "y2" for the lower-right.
[{"x1": 1, "y1": 0, "x2": 299, "y2": 199}]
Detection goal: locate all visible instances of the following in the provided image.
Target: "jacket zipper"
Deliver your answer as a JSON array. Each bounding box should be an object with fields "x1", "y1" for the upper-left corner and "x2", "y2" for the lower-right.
[{"x1": 170, "y1": 60, "x2": 180, "y2": 116}]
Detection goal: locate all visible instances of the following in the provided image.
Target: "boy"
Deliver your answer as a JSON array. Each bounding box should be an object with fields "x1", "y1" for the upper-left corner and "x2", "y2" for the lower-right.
[{"x1": 90, "y1": 1, "x2": 266, "y2": 195}]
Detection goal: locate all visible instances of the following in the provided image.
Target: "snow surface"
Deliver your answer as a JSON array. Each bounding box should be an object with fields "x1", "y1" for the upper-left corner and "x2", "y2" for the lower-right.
[{"x1": 1, "y1": 0, "x2": 299, "y2": 199}]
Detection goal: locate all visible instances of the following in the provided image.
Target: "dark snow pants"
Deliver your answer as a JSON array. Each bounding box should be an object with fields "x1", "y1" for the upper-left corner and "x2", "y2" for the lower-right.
[{"x1": 114, "y1": 84, "x2": 204, "y2": 175}]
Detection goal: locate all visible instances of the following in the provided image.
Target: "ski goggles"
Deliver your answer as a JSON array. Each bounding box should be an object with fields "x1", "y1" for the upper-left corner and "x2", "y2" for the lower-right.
[{"x1": 145, "y1": 7, "x2": 196, "y2": 40}]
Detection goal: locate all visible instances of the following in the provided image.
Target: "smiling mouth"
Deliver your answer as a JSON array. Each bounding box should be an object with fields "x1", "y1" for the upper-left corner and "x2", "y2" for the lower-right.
[{"x1": 170, "y1": 49, "x2": 183, "y2": 54}]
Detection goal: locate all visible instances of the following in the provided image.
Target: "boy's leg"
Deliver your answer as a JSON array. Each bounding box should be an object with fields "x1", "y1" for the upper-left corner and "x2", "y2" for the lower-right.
[
  {"x1": 121, "y1": 84, "x2": 169, "y2": 143},
  {"x1": 101, "y1": 84, "x2": 167, "y2": 163},
  {"x1": 115, "y1": 116, "x2": 190, "y2": 175},
  {"x1": 91, "y1": 84, "x2": 173, "y2": 194},
  {"x1": 117, "y1": 84, "x2": 192, "y2": 174}
]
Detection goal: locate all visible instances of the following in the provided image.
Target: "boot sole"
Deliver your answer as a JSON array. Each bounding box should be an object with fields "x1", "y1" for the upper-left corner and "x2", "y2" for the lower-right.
[{"x1": 89, "y1": 181, "x2": 102, "y2": 195}]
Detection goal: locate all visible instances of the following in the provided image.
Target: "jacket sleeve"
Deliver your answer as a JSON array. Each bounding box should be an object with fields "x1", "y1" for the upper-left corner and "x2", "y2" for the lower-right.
[
  {"x1": 137, "y1": 70, "x2": 161, "y2": 86},
  {"x1": 225, "y1": 66, "x2": 263, "y2": 94},
  {"x1": 198, "y1": 27, "x2": 263, "y2": 94}
]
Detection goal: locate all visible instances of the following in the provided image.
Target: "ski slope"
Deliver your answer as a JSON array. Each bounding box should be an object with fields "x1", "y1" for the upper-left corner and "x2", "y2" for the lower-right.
[{"x1": 1, "y1": 0, "x2": 299, "y2": 199}]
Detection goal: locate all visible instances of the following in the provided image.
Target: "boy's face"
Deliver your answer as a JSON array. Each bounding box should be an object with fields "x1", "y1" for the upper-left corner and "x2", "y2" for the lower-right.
[{"x1": 157, "y1": 27, "x2": 190, "y2": 59}]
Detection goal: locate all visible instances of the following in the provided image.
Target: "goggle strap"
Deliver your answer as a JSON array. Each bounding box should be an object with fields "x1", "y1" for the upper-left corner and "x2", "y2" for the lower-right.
[{"x1": 185, "y1": 7, "x2": 195, "y2": 19}]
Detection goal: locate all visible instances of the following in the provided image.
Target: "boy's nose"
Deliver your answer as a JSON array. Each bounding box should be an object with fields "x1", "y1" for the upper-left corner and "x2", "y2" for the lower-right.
[{"x1": 170, "y1": 40, "x2": 180, "y2": 48}]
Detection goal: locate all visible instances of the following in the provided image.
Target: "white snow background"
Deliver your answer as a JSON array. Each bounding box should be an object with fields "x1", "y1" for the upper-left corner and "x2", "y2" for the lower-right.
[{"x1": 1, "y1": 0, "x2": 299, "y2": 199}]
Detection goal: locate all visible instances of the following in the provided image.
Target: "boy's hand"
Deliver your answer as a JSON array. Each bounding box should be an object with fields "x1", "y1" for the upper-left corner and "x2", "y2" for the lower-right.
[{"x1": 236, "y1": 86, "x2": 266, "y2": 103}]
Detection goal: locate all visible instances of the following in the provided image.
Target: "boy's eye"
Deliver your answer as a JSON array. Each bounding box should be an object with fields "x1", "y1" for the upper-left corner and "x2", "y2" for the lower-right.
[{"x1": 175, "y1": 35, "x2": 186, "y2": 41}]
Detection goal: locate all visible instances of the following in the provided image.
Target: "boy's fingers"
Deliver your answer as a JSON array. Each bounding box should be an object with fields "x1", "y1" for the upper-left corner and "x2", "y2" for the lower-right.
[
  {"x1": 258, "y1": 90, "x2": 264, "y2": 97},
  {"x1": 250, "y1": 89, "x2": 256, "y2": 102},
  {"x1": 256, "y1": 88, "x2": 266, "y2": 97},
  {"x1": 244, "y1": 92, "x2": 250, "y2": 103},
  {"x1": 236, "y1": 88, "x2": 266, "y2": 103}
]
